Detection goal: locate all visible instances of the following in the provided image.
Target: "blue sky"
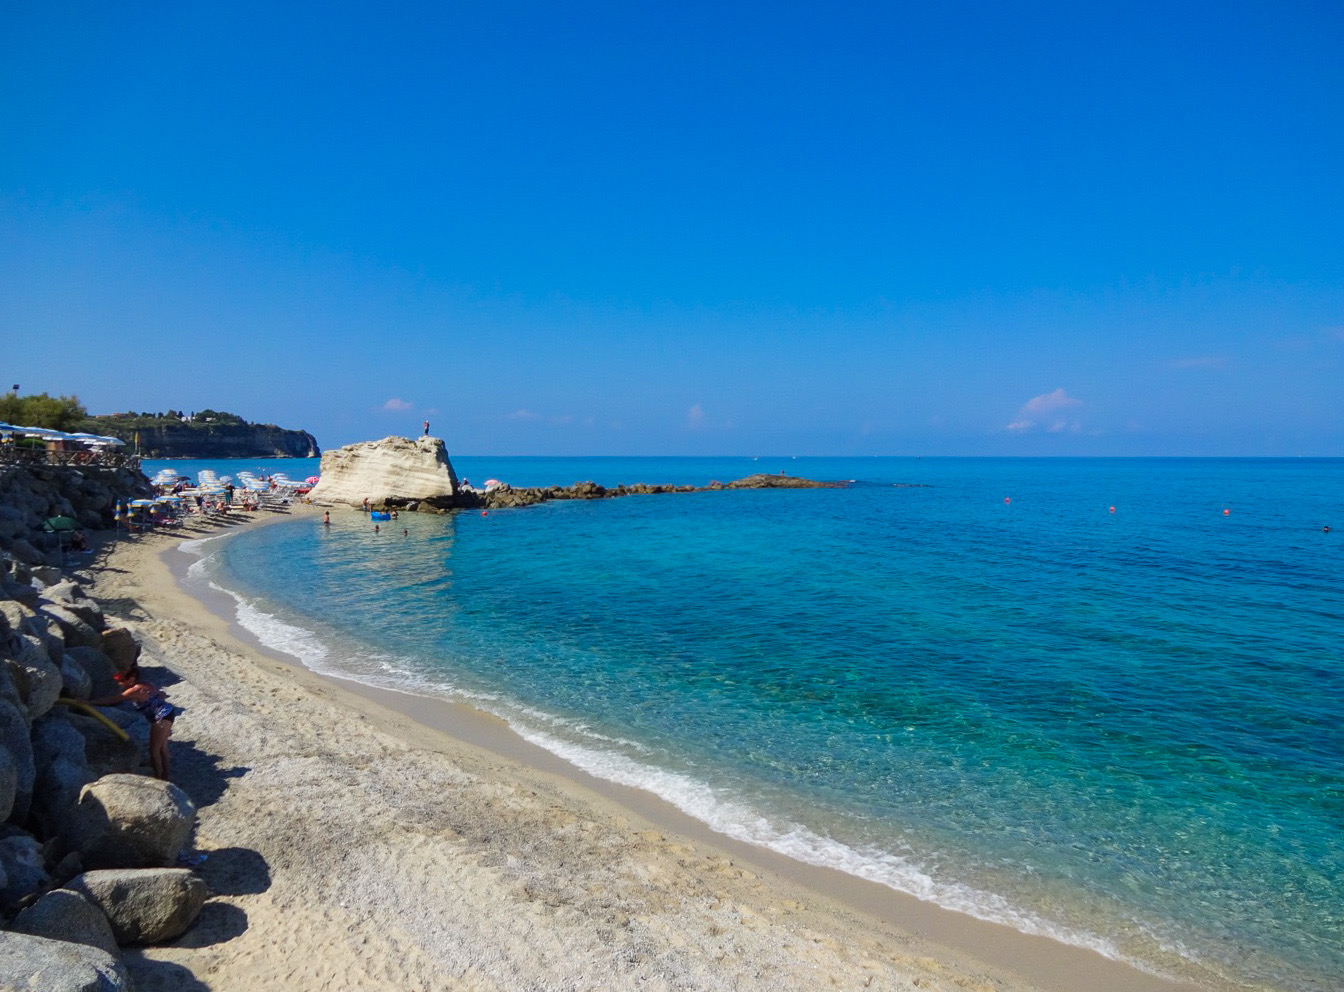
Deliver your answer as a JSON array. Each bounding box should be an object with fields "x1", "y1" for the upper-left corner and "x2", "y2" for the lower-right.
[{"x1": 3, "y1": 2, "x2": 1341, "y2": 455}]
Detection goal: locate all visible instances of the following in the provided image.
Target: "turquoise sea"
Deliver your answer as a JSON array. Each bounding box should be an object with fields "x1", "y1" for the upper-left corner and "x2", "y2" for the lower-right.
[{"x1": 150, "y1": 457, "x2": 1343, "y2": 992}]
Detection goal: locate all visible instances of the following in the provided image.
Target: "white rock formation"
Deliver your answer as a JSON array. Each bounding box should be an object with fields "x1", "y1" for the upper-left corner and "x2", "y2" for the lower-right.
[{"x1": 308, "y1": 436, "x2": 459, "y2": 508}]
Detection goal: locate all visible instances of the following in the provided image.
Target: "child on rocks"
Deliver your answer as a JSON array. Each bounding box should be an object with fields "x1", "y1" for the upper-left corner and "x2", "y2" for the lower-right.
[{"x1": 91, "y1": 665, "x2": 183, "y2": 781}]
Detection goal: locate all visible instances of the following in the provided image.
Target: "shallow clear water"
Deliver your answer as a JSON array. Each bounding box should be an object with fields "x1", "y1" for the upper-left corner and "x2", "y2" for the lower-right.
[{"x1": 175, "y1": 457, "x2": 1342, "y2": 992}]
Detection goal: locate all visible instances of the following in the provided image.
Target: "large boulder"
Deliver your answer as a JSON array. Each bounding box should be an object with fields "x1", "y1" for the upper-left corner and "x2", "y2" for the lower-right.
[
  {"x1": 98, "y1": 630, "x2": 139, "y2": 675},
  {"x1": 37, "y1": 604, "x2": 101, "y2": 650},
  {"x1": 0, "y1": 930, "x2": 131, "y2": 991},
  {"x1": 1, "y1": 580, "x2": 40, "y2": 606},
  {"x1": 19, "y1": 611, "x2": 67, "y2": 668},
  {"x1": 59, "y1": 654, "x2": 93, "y2": 700},
  {"x1": 66, "y1": 868, "x2": 207, "y2": 945},
  {"x1": 28, "y1": 565, "x2": 64, "y2": 588},
  {"x1": 65, "y1": 646, "x2": 119, "y2": 699},
  {"x1": 0, "y1": 830, "x2": 49, "y2": 907},
  {"x1": 0, "y1": 748, "x2": 16, "y2": 823},
  {"x1": 0, "y1": 698, "x2": 36, "y2": 820},
  {"x1": 6, "y1": 538, "x2": 48, "y2": 567},
  {"x1": 69, "y1": 774, "x2": 197, "y2": 869},
  {"x1": 309, "y1": 435, "x2": 460, "y2": 508},
  {"x1": 0, "y1": 599, "x2": 35, "y2": 641},
  {"x1": 7, "y1": 633, "x2": 63, "y2": 719},
  {"x1": 31, "y1": 716, "x2": 95, "y2": 836},
  {"x1": 10, "y1": 888, "x2": 119, "y2": 957},
  {"x1": 63, "y1": 707, "x2": 147, "y2": 777},
  {"x1": 40, "y1": 582, "x2": 105, "y2": 631}
]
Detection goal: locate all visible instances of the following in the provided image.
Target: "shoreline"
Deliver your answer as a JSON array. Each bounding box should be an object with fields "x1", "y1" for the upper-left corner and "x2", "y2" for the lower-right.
[{"x1": 88, "y1": 508, "x2": 1219, "y2": 992}]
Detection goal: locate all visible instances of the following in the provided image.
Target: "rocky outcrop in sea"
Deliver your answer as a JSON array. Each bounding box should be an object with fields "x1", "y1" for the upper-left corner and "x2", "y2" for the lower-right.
[{"x1": 308, "y1": 435, "x2": 461, "y2": 509}]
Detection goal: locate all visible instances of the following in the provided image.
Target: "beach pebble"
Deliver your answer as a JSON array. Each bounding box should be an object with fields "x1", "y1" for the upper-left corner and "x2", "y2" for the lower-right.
[{"x1": 67, "y1": 868, "x2": 207, "y2": 945}]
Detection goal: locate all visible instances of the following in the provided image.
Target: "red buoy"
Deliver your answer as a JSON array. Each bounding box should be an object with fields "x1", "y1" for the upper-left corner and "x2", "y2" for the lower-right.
[
  {"x1": 1223, "y1": 508, "x2": 1230, "y2": 516},
  {"x1": 1109, "y1": 506, "x2": 1115, "y2": 513}
]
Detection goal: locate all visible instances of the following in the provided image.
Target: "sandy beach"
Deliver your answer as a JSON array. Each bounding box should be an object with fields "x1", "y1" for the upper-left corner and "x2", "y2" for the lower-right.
[{"x1": 80, "y1": 508, "x2": 1212, "y2": 992}]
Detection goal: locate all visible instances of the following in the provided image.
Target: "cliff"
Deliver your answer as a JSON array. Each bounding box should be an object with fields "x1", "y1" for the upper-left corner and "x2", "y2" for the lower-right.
[
  {"x1": 308, "y1": 436, "x2": 460, "y2": 508},
  {"x1": 83, "y1": 413, "x2": 319, "y2": 459}
]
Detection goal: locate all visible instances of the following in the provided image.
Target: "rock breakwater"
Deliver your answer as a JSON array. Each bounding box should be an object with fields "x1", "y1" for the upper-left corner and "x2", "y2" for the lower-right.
[
  {"x1": 466, "y1": 473, "x2": 839, "y2": 510},
  {"x1": 0, "y1": 563, "x2": 203, "y2": 989}
]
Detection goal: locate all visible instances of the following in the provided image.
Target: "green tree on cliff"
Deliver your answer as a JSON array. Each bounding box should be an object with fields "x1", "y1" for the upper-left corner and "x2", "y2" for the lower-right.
[{"x1": 0, "y1": 392, "x2": 88, "y2": 430}]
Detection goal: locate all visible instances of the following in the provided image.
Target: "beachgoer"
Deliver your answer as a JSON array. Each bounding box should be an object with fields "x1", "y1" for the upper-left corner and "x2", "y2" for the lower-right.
[
  {"x1": 402, "y1": 529, "x2": 408, "y2": 537},
  {"x1": 323, "y1": 511, "x2": 331, "y2": 525},
  {"x1": 374, "y1": 524, "x2": 380, "y2": 534},
  {"x1": 90, "y1": 665, "x2": 181, "y2": 780},
  {"x1": 390, "y1": 509, "x2": 398, "y2": 520},
  {"x1": 423, "y1": 420, "x2": 430, "y2": 435},
  {"x1": 362, "y1": 497, "x2": 370, "y2": 512}
]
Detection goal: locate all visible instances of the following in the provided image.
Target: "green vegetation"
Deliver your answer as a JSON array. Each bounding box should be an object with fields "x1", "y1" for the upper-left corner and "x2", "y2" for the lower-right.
[
  {"x1": 88, "y1": 408, "x2": 253, "y2": 431},
  {"x1": 1, "y1": 393, "x2": 275, "y2": 434},
  {"x1": 0, "y1": 392, "x2": 89, "y2": 431}
]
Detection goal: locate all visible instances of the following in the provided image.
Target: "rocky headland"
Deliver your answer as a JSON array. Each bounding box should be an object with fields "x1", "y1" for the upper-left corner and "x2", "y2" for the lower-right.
[
  {"x1": 83, "y1": 411, "x2": 319, "y2": 460},
  {"x1": 308, "y1": 436, "x2": 841, "y2": 512}
]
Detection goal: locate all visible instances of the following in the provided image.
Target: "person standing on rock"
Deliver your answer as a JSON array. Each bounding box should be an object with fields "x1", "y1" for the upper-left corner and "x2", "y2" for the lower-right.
[
  {"x1": 90, "y1": 664, "x2": 182, "y2": 781},
  {"x1": 423, "y1": 420, "x2": 430, "y2": 436}
]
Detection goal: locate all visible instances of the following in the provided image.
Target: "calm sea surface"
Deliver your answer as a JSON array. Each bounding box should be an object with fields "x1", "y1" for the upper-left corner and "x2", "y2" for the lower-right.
[{"x1": 152, "y1": 457, "x2": 1343, "y2": 992}]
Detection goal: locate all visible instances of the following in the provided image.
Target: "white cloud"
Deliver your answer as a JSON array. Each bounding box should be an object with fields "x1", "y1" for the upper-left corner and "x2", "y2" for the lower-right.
[
  {"x1": 687, "y1": 403, "x2": 705, "y2": 430},
  {"x1": 1022, "y1": 388, "x2": 1082, "y2": 415},
  {"x1": 508, "y1": 409, "x2": 542, "y2": 422},
  {"x1": 1005, "y1": 389, "x2": 1084, "y2": 433},
  {"x1": 1047, "y1": 418, "x2": 1084, "y2": 434},
  {"x1": 382, "y1": 397, "x2": 412, "y2": 411}
]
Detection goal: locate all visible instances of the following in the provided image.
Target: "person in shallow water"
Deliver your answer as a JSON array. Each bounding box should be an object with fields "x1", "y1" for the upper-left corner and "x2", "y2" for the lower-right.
[{"x1": 91, "y1": 664, "x2": 183, "y2": 780}]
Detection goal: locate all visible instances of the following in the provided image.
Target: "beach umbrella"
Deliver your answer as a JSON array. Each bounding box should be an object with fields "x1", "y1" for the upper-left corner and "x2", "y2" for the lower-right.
[
  {"x1": 305, "y1": 476, "x2": 320, "y2": 484},
  {"x1": 44, "y1": 516, "x2": 79, "y2": 531},
  {"x1": 66, "y1": 431, "x2": 126, "y2": 446}
]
